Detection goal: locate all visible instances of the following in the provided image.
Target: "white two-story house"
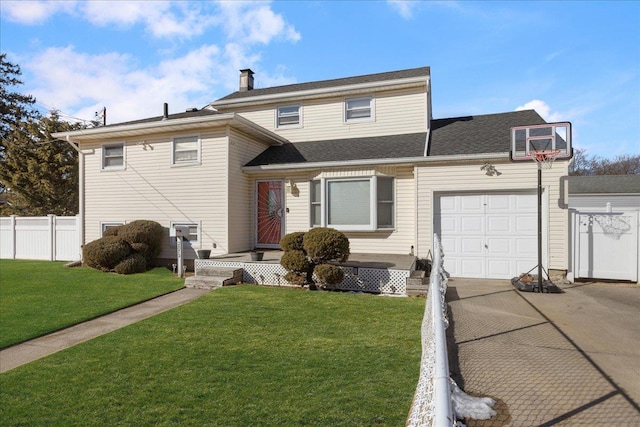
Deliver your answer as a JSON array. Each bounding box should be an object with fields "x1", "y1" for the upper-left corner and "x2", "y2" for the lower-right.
[{"x1": 54, "y1": 66, "x2": 571, "y2": 282}]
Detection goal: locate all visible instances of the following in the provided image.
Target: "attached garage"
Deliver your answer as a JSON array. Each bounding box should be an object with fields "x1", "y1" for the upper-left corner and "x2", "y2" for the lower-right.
[{"x1": 434, "y1": 191, "x2": 540, "y2": 279}]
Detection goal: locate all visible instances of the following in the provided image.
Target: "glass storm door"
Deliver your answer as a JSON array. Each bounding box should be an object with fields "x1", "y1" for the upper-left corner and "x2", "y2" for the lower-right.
[{"x1": 256, "y1": 180, "x2": 284, "y2": 247}]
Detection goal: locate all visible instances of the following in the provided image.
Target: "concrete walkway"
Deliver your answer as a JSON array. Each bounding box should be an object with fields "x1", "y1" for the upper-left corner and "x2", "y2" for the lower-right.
[
  {"x1": 0, "y1": 288, "x2": 210, "y2": 373},
  {"x1": 447, "y1": 279, "x2": 640, "y2": 426}
]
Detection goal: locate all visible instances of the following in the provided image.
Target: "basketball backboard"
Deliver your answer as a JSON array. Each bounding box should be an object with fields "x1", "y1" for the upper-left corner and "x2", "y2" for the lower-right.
[{"x1": 511, "y1": 122, "x2": 572, "y2": 162}]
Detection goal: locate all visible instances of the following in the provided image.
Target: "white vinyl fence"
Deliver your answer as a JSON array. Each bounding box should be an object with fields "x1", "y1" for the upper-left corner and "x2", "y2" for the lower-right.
[{"x1": 0, "y1": 215, "x2": 80, "y2": 261}]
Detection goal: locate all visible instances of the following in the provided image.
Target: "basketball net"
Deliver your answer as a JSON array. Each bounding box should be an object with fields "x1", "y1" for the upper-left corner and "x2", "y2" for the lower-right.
[{"x1": 529, "y1": 149, "x2": 561, "y2": 169}]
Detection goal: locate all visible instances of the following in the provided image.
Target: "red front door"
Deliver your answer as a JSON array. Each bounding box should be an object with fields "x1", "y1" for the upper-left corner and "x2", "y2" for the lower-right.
[{"x1": 256, "y1": 180, "x2": 284, "y2": 247}]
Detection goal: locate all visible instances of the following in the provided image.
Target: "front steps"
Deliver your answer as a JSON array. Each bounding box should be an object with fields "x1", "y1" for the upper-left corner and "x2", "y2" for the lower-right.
[
  {"x1": 406, "y1": 270, "x2": 428, "y2": 297},
  {"x1": 184, "y1": 267, "x2": 243, "y2": 290}
]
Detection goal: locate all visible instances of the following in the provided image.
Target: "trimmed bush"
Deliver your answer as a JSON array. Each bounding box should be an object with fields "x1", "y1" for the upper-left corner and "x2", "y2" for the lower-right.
[
  {"x1": 83, "y1": 219, "x2": 164, "y2": 274},
  {"x1": 284, "y1": 272, "x2": 307, "y2": 286},
  {"x1": 117, "y1": 220, "x2": 164, "y2": 259},
  {"x1": 83, "y1": 236, "x2": 132, "y2": 272},
  {"x1": 102, "y1": 226, "x2": 121, "y2": 237},
  {"x1": 280, "y1": 228, "x2": 350, "y2": 290},
  {"x1": 114, "y1": 253, "x2": 147, "y2": 275},
  {"x1": 130, "y1": 242, "x2": 152, "y2": 262},
  {"x1": 303, "y1": 227, "x2": 350, "y2": 263},
  {"x1": 280, "y1": 250, "x2": 310, "y2": 273},
  {"x1": 279, "y1": 232, "x2": 305, "y2": 252},
  {"x1": 315, "y1": 264, "x2": 345, "y2": 290}
]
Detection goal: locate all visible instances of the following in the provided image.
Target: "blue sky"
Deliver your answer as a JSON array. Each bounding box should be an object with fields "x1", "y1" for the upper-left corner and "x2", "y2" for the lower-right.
[{"x1": 2, "y1": 0, "x2": 639, "y2": 159}]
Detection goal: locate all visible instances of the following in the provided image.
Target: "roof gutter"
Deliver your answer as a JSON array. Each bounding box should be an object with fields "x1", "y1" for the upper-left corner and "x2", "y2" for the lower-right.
[
  {"x1": 242, "y1": 152, "x2": 511, "y2": 173},
  {"x1": 52, "y1": 113, "x2": 288, "y2": 146},
  {"x1": 66, "y1": 136, "x2": 84, "y2": 259}
]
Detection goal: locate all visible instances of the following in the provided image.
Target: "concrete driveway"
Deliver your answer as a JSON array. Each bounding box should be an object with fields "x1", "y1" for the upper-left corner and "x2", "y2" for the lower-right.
[{"x1": 446, "y1": 279, "x2": 640, "y2": 426}]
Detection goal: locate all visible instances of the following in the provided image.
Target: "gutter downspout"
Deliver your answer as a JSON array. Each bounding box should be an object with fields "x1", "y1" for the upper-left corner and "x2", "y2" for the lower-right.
[{"x1": 66, "y1": 136, "x2": 84, "y2": 260}]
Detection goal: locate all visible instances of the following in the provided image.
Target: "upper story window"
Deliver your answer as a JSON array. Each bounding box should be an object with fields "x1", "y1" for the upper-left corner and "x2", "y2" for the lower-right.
[
  {"x1": 310, "y1": 176, "x2": 394, "y2": 231},
  {"x1": 102, "y1": 143, "x2": 125, "y2": 170},
  {"x1": 345, "y1": 96, "x2": 373, "y2": 122},
  {"x1": 172, "y1": 135, "x2": 200, "y2": 166},
  {"x1": 276, "y1": 105, "x2": 301, "y2": 128}
]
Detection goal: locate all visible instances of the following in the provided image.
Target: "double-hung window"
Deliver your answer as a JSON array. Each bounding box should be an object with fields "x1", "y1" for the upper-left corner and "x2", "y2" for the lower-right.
[
  {"x1": 172, "y1": 135, "x2": 199, "y2": 165},
  {"x1": 276, "y1": 105, "x2": 301, "y2": 127},
  {"x1": 345, "y1": 97, "x2": 373, "y2": 122},
  {"x1": 170, "y1": 222, "x2": 200, "y2": 247},
  {"x1": 102, "y1": 143, "x2": 125, "y2": 170},
  {"x1": 310, "y1": 177, "x2": 394, "y2": 231}
]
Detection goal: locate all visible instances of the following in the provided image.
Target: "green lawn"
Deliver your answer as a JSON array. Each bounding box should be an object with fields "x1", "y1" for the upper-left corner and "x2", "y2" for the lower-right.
[
  {"x1": 0, "y1": 260, "x2": 184, "y2": 348},
  {"x1": 0, "y1": 286, "x2": 425, "y2": 426}
]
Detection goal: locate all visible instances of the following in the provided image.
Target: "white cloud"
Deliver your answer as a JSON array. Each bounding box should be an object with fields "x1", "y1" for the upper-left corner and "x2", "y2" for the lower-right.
[
  {"x1": 26, "y1": 45, "x2": 227, "y2": 124},
  {"x1": 387, "y1": 0, "x2": 415, "y2": 19},
  {"x1": 0, "y1": 0, "x2": 77, "y2": 24},
  {"x1": 217, "y1": 1, "x2": 301, "y2": 45},
  {"x1": 12, "y1": 1, "x2": 300, "y2": 123},
  {"x1": 3, "y1": 1, "x2": 301, "y2": 42},
  {"x1": 515, "y1": 99, "x2": 565, "y2": 123}
]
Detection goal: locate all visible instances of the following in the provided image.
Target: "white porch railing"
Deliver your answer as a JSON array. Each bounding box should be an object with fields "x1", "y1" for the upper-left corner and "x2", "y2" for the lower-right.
[
  {"x1": 406, "y1": 234, "x2": 455, "y2": 426},
  {"x1": 0, "y1": 215, "x2": 81, "y2": 261}
]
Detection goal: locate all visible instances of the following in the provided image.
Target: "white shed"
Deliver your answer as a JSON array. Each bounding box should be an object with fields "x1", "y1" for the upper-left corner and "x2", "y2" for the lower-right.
[{"x1": 568, "y1": 175, "x2": 640, "y2": 282}]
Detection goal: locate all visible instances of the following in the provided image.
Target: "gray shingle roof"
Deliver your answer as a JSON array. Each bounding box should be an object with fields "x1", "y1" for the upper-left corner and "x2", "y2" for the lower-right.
[
  {"x1": 428, "y1": 110, "x2": 545, "y2": 156},
  {"x1": 106, "y1": 108, "x2": 220, "y2": 127},
  {"x1": 215, "y1": 67, "x2": 431, "y2": 103},
  {"x1": 245, "y1": 132, "x2": 428, "y2": 166},
  {"x1": 245, "y1": 110, "x2": 546, "y2": 167},
  {"x1": 569, "y1": 175, "x2": 640, "y2": 194}
]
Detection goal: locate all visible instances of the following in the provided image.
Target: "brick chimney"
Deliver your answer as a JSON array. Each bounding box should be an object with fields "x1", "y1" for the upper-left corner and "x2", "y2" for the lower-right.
[{"x1": 239, "y1": 69, "x2": 254, "y2": 92}]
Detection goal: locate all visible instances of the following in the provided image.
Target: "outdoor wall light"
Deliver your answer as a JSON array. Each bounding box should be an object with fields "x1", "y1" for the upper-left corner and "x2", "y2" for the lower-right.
[{"x1": 480, "y1": 162, "x2": 501, "y2": 176}]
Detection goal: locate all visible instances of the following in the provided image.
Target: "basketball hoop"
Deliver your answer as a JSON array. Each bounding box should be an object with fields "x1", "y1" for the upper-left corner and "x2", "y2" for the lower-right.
[{"x1": 528, "y1": 149, "x2": 561, "y2": 169}]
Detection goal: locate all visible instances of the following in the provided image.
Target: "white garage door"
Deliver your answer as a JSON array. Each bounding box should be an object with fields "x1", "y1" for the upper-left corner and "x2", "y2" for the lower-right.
[{"x1": 435, "y1": 192, "x2": 538, "y2": 279}]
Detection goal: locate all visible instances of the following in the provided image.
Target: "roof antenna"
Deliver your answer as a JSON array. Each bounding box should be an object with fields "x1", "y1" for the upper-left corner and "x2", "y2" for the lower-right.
[
  {"x1": 94, "y1": 107, "x2": 106, "y2": 126},
  {"x1": 163, "y1": 103, "x2": 168, "y2": 120}
]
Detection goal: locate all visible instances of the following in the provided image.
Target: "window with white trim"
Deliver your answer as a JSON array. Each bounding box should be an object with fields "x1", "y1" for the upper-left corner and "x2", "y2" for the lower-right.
[
  {"x1": 310, "y1": 177, "x2": 394, "y2": 231},
  {"x1": 102, "y1": 143, "x2": 125, "y2": 170},
  {"x1": 101, "y1": 222, "x2": 124, "y2": 236},
  {"x1": 345, "y1": 96, "x2": 373, "y2": 122},
  {"x1": 172, "y1": 135, "x2": 199, "y2": 165},
  {"x1": 170, "y1": 222, "x2": 200, "y2": 247},
  {"x1": 276, "y1": 105, "x2": 301, "y2": 127}
]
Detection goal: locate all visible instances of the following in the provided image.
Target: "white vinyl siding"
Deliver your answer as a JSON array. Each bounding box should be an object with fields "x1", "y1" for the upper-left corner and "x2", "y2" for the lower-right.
[
  {"x1": 344, "y1": 96, "x2": 373, "y2": 122},
  {"x1": 276, "y1": 105, "x2": 301, "y2": 128},
  {"x1": 102, "y1": 143, "x2": 124, "y2": 170},
  {"x1": 221, "y1": 87, "x2": 427, "y2": 142},
  {"x1": 227, "y1": 129, "x2": 273, "y2": 253},
  {"x1": 416, "y1": 160, "x2": 570, "y2": 272},
  {"x1": 81, "y1": 128, "x2": 233, "y2": 260},
  {"x1": 172, "y1": 135, "x2": 199, "y2": 165}
]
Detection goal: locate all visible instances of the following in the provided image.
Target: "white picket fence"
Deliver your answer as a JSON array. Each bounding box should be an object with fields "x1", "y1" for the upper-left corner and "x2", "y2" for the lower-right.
[{"x1": 0, "y1": 215, "x2": 81, "y2": 261}]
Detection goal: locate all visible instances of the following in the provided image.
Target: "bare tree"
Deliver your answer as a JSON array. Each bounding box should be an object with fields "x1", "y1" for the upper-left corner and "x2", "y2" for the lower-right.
[{"x1": 569, "y1": 148, "x2": 640, "y2": 176}]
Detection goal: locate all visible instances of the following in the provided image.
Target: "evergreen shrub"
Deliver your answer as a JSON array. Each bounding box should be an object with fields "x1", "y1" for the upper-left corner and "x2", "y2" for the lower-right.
[
  {"x1": 303, "y1": 227, "x2": 350, "y2": 263},
  {"x1": 83, "y1": 236, "x2": 131, "y2": 272},
  {"x1": 114, "y1": 253, "x2": 147, "y2": 275},
  {"x1": 315, "y1": 264, "x2": 345, "y2": 290}
]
